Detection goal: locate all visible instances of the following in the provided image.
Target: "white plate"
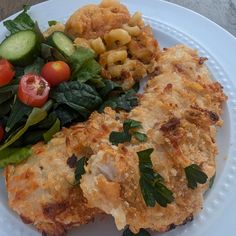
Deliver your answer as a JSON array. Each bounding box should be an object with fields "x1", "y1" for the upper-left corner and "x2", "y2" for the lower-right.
[{"x1": 1, "y1": 1, "x2": 236, "y2": 235}]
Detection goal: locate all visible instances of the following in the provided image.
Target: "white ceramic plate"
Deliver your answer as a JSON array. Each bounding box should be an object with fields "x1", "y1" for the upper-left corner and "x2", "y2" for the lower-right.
[{"x1": 1, "y1": 0, "x2": 236, "y2": 235}]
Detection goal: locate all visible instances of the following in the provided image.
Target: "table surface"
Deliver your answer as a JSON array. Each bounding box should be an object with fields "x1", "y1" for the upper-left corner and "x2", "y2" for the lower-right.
[{"x1": 0, "y1": 0, "x2": 236, "y2": 36}]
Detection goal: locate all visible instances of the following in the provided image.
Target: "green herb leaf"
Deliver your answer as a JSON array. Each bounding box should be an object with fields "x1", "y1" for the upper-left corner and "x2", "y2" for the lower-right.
[
  {"x1": 123, "y1": 119, "x2": 142, "y2": 132},
  {"x1": 98, "y1": 80, "x2": 121, "y2": 98},
  {"x1": 24, "y1": 57, "x2": 44, "y2": 75},
  {"x1": 48, "y1": 20, "x2": 57, "y2": 26},
  {"x1": 209, "y1": 173, "x2": 216, "y2": 189},
  {"x1": 0, "y1": 146, "x2": 32, "y2": 168},
  {"x1": 50, "y1": 81, "x2": 103, "y2": 120},
  {"x1": 185, "y1": 164, "x2": 208, "y2": 189},
  {"x1": 43, "y1": 118, "x2": 60, "y2": 142},
  {"x1": 133, "y1": 132, "x2": 147, "y2": 142},
  {"x1": 0, "y1": 106, "x2": 47, "y2": 151},
  {"x1": 109, "y1": 131, "x2": 131, "y2": 145},
  {"x1": 123, "y1": 228, "x2": 150, "y2": 236},
  {"x1": 75, "y1": 157, "x2": 88, "y2": 185},
  {"x1": 138, "y1": 148, "x2": 174, "y2": 207}
]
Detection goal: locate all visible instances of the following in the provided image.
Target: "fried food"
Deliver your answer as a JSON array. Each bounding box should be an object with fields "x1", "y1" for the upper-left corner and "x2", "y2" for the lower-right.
[
  {"x1": 65, "y1": 0, "x2": 130, "y2": 39},
  {"x1": 4, "y1": 124, "x2": 101, "y2": 236},
  {"x1": 80, "y1": 45, "x2": 227, "y2": 233}
]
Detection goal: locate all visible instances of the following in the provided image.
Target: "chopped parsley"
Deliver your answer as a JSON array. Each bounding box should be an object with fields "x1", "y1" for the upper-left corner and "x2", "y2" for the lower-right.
[
  {"x1": 123, "y1": 228, "x2": 150, "y2": 236},
  {"x1": 138, "y1": 148, "x2": 174, "y2": 207},
  {"x1": 75, "y1": 157, "x2": 88, "y2": 185},
  {"x1": 109, "y1": 119, "x2": 147, "y2": 145},
  {"x1": 185, "y1": 164, "x2": 208, "y2": 189}
]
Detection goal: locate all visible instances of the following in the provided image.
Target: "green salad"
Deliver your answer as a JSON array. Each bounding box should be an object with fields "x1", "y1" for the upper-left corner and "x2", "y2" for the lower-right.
[{"x1": 0, "y1": 6, "x2": 138, "y2": 168}]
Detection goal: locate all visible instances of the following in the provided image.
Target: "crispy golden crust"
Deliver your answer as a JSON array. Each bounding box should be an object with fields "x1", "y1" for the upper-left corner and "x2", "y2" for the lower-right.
[
  {"x1": 4, "y1": 124, "x2": 100, "y2": 236},
  {"x1": 81, "y1": 45, "x2": 227, "y2": 233},
  {"x1": 65, "y1": 0, "x2": 130, "y2": 39}
]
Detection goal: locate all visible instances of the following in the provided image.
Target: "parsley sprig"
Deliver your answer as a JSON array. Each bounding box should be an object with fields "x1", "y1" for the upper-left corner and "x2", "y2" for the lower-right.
[
  {"x1": 138, "y1": 148, "x2": 174, "y2": 207},
  {"x1": 185, "y1": 164, "x2": 208, "y2": 189},
  {"x1": 109, "y1": 119, "x2": 147, "y2": 145},
  {"x1": 75, "y1": 157, "x2": 88, "y2": 185}
]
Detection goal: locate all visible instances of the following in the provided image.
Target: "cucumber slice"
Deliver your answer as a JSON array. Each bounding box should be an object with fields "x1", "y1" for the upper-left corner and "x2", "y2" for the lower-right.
[
  {"x1": 47, "y1": 31, "x2": 75, "y2": 57},
  {"x1": 0, "y1": 30, "x2": 39, "y2": 66}
]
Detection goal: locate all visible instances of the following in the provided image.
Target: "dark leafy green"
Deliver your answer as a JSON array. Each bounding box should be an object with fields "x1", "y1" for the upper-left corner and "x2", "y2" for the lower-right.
[
  {"x1": 133, "y1": 132, "x2": 147, "y2": 142},
  {"x1": 3, "y1": 5, "x2": 35, "y2": 34},
  {"x1": 75, "y1": 157, "x2": 88, "y2": 185},
  {"x1": 99, "y1": 89, "x2": 138, "y2": 112},
  {"x1": 41, "y1": 43, "x2": 67, "y2": 62},
  {"x1": 184, "y1": 164, "x2": 208, "y2": 189},
  {"x1": 109, "y1": 131, "x2": 131, "y2": 146},
  {"x1": 97, "y1": 80, "x2": 121, "y2": 98},
  {"x1": 123, "y1": 228, "x2": 150, "y2": 236},
  {"x1": 6, "y1": 99, "x2": 32, "y2": 132},
  {"x1": 49, "y1": 81, "x2": 103, "y2": 120},
  {"x1": 0, "y1": 78, "x2": 19, "y2": 94},
  {"x1": 138, "y1": 148, "x2": 174, "y2": 207},
  {"x1": 24, "y1": 57, "x2": 44, "y2": 74},
  {"x1": 43, "y1": 118, "x2": 60, "y2": 142},
  {"x1": 0, "y1": 146, "x2": 32, "y2": 168},
  {"x1": 0, "y1": 99, "x2": 13, "y2": 118}
]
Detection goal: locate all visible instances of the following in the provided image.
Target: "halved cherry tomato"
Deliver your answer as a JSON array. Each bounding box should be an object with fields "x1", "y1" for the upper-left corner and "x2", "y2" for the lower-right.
[
  {"x1": 41, "y1": 61, "x2": 71, "y2": 87},
  {"x1": 18, "y1": 74, "x2": 50, "y2": 107},
  {"x1": 0, "y1": 59, "x2": 15, "y2": 87},
  {"x1": 0, "y1": 124, "x2": 4, "y2": 142}
]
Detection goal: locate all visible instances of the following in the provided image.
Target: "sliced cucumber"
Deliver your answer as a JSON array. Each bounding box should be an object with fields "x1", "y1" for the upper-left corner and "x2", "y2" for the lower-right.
[
  {"x1": 47, "y1": 31, "x2": 75, "y2": 57},
  {"x1": 0, "y1": 30, "x2": 39, "y2": 66}
]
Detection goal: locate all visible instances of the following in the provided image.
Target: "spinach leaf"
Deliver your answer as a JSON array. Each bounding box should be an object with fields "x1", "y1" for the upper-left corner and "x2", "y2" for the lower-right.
[
  {"x1": 75, "y1": 157, "x2": 88, "y2": 185},
  {"x1": 133, "y1": 132, "x2": 147, "y2": 142},
  {"x1": 43, "y1": 118, "x2": 60, "y2": 142},
  {"x1": 0, "y1": 146, "x2": 32, "y2": 168},
  {"x1": 41, "y1": 43, "x2": 67, "y2": 62},
  {"x1": 0, "y1": 78, "x2": 19, "y2": 94},
  {"x1": 6, "y1": 99, "x2": 32, "y2": 133},
  {"x1": 99, "y1": 89, "x2": 138, "y2": 112},
  {"x1": 24, "y1": 57, "x2": 44, "y2": 75},
  {"x1": 123, "y1": 228, "x2": 150, "y2": 236},
  {"x1": 0, "y1": 92, "x2": 13, "y2": 105},
  {"x1": 3, "y1": 5, "x2": 35, "y2": 34},
  {"x1": 0, "y1": 105, "x2": 48, "y2": 151},
  {"x1": 185, "y1": 164, "x2": 208, "y2": 189},
  {"x1": 50, "y1": 81, "x2": 103, "y2": 120},
  {"x1": 97, "y1": 80, "x2": 121, "y2": 98},
  {"x1": 138, "y1": 148, "x2": 174, "y2": 207},
  {"x1": 109, "y1": 131, "x2": 131, "y2": 146},
  {"x1": 0, "y1": 99, "x2": 13, "y2": 118}
]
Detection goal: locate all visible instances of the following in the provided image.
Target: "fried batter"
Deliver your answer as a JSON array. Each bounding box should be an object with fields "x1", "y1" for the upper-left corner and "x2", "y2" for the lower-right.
[
  {"x1": 81, "y1": 45, "x2": 227, "y2": 233},
  {"x1": 65, "y1": 0, "x2": 130, "y2": 39}
]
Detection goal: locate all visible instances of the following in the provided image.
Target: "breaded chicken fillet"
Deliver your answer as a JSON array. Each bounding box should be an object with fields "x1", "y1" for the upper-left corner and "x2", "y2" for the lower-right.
[{"x1": 81, "y1": 45, "x2": 227, "y2": 233}]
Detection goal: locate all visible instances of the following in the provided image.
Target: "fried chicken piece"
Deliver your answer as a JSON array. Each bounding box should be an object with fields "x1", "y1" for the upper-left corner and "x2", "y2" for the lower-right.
[
  {"x1": 4, "y1": 124, "x2": 102, "y2": 236},
  {"x1": 65, "y1": 0, "x2": 130, "y2": 39},
  {"x1": 81, "y1": 45, "x2": 227, "y2": 233}
]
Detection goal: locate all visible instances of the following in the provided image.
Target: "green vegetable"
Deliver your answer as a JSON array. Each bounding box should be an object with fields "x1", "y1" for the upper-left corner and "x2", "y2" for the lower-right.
[
  {"x1": 3, "y1": 5, "x2": 35, "y2": 34},
  {"x1": 24, "y1": 57, "x2": 44, "y2": 75},
  {"x1": 209, "y1": 173, "x2": 216, "y2": 189},
  {"x1": 109, "y1": 119, "x2": 146, "y2": 145},
  {"x1": 0, "y1": 30, "x2": 40, "y2": 66},
  {"x1": 123, "y1": 228, "x2": 150, "y2": 236},
  {"x1": 50, "y1": 81, "x2": 103, "y2": 120},
  {"x1": 0, "y1": 146, "x2": 32, "y2": 168},
  {"x1": 138, "y1": 148, "x2": 174, "y2": 207},
  {"x1": 0, "y1": 105, "x2": 48, "y2": 151},
  {"x1": 98, "y1": 80, "x2": 121, "y2": 98},
  {"x1": 47, "y1": 31, "x2": 75, "y2": 57},
  {"x1": 41, "y1": 43, "x2": 67, "y2": 62},
  {"x1": 0, "y1": 99, "x2": 13, "y2": 118},
  {"x1": 0, "y1": 78, "x2": 19, "y2": 94},
  {"x1": 75, "y1": 157, "x2": 88, "y2": 185},
  {"x1": 133, "y1": 132, "x2": 147, "y2": 142},
  {"x1": 43, "y1": 118, "x2": 60, "y2": 142},
  {"x1": 0, "y1": 92, "x2": 13, "y2": 105},
  {"x1": 6, "y1": 99, "x2": 32, "y2": 133},
  {"x1": 48, "y1": 20, "x2": 57, "y2": 26},
  {"x1": 99, "y1": 89, "x2": 138, "y2": 112},
  {"x1": 185, "y1": 164, "x2": 208, "y2": 189}
]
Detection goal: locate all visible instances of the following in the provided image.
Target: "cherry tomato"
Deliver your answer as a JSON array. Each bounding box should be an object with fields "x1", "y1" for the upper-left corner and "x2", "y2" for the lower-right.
[
  {"x1": 0, "y1": 59, "x2": 15, "y2": 87},
  {"x1": 0, "y1": 124, "x2": 4, "y2": 142},
  {"x1": 41, "y1": 61, "x2": 71, "y2": 87},
  {"x1": 18, "y1": 74, "x2": 50, "y2": 107}
]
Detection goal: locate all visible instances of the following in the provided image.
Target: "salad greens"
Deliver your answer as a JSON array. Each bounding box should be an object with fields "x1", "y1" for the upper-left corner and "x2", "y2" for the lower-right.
[{"x1": 0, "y1": 6, "x2": 139, "y2": 168}]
